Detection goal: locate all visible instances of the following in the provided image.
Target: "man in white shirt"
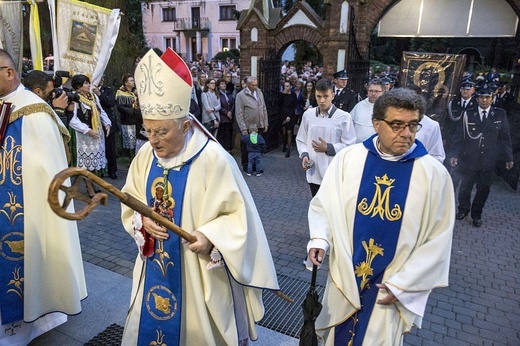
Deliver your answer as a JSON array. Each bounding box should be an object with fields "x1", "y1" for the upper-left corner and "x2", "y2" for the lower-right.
[
  {"x1": 350, "y1": 79, "x2": 384, "y2": 143},
  {"x1": 296, "y1": 79, "x2": 356, "y2": 196}
]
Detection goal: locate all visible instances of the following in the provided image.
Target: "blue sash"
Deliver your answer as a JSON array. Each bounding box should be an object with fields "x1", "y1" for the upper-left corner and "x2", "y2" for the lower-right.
[
  {"x1": 137, "y1": 140, "x2": 207, "y2": 345},
  {"x1": 0, "y1": 118, "x2": 25, "y2": 325},
  {"x1": 334, "y1": 138, "x2": 426, "y2": 346}
]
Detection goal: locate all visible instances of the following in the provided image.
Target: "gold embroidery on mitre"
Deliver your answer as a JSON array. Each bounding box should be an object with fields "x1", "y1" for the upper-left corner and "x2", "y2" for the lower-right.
[
  {"x1": 354, "y1": 238, "x2": 384, "y2": 290},
  {"x1": 357, "y1": 174, "x2": 402, "y2": 221},
  {"x1": 139, "y1": 53, "x2": 165, "y2": 98}
]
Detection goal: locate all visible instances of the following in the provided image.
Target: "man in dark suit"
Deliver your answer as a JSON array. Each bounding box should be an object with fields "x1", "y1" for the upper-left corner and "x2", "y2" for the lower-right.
[
  {"x1": 449, "y1": 85, "x2": 514, "y2": 227},
  {"x1": 332, "y1": 70, "x2": 357, "y2": 112}
]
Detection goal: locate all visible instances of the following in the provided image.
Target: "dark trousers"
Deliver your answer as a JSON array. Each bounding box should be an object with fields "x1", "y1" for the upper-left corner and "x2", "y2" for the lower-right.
[
  {"x1": 105, "y1": 130, "x2": 118, "y2": 175},
  {"x1": 241, "y1": 128, "x2": 265, "y2": 170},
  {"x1": 458, "y1": 169, "x2": 493, "y2": 219},
  {"x1": 247, "y1": 152, "x2": 262, "y2": 174},
  {"x1": 308, "y1": 183, "x2": 320, "y2": 197},
  {"x1": 217, "y1": 122, "x2": 233, "y2": 151}
]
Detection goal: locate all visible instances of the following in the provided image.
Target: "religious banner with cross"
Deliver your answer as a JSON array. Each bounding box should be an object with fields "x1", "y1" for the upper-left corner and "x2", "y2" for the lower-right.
[{"x1": 399, "y1": 52, "x2": 466, "y2": 122}]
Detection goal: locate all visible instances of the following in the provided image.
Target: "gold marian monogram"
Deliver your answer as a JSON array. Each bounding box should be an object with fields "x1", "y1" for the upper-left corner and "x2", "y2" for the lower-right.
[
  {"x1": 354, "y1": 238, "x2": 384, "y2": 290},
  {"x1": 357, "y1": 174, "x2": 402, "y2": 221},
  {"x1": 153, "y1": 241, "x2": 174, "y2": 277},
  {"x1": 0, "y1": 136, "x2": 22, "y2": 186}
]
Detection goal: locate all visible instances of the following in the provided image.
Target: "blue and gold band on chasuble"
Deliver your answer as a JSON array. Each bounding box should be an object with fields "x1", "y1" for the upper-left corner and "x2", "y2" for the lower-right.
[
  {"x1": 138, "y1": 140, "x2": 207, "y2": 346},
  {"x1": 0, "y1": 118, "x2": 25, "y2": 325},
  {"x1": 334, "y1": 138, "x2": 428, "y2": 346}
]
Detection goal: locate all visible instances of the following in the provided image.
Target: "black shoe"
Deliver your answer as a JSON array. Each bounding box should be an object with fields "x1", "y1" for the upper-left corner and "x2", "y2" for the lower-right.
[
  {"x1": 109, "y1": 173, "x2": 118, "y2": 180},
  {"x1": 285, "y1": 149, "x2": 290, "y2": 158},
  {"x1": 456, "y1": 212, "x2": 468, "y2": 220},
  {"x1": 282, "y1": 145, "x2": 287, "y2": 152},
  {"x1": 473, "y1": 218, "x2": 482, "y2": 227}
]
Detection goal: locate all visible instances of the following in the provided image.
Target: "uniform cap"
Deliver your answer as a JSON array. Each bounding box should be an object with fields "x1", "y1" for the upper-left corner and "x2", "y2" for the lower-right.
[{"x1": 333, "y1": 70, "x2": 349, "y2": 79}]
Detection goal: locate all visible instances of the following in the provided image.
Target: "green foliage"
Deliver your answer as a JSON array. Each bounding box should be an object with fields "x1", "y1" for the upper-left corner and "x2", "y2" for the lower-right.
[
  {"x1": 213, "y1": 49, "x2": 240, "y2": 62},
  {"x1": 293, "y1": 41, "x2": 322, "y2": 69}
]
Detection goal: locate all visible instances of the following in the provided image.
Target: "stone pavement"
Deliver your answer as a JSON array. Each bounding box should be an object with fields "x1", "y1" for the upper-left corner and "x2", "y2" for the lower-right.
[{"x1": 35, "y1": 145, "x2": 520, "y2": 345}]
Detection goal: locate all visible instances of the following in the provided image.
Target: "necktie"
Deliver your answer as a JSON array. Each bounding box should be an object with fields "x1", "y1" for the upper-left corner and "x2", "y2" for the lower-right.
[
  {"x1": 482, "y1": 110, "x2": 487, "y2": 122},
  {"x1": 462, "y1": 100, "x2": 466, "y2": 108},
  {"x1": 336, "y1": 89, "x2": 341, "y2": 96}
]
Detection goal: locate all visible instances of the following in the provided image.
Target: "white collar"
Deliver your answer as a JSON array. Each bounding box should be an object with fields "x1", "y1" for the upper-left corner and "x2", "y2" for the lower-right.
[{"x1": 373, "y1": 136, "x2": 417, "y2": 161}]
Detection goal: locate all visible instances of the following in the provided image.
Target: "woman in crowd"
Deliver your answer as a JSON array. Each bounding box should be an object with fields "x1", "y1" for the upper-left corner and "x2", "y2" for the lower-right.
[
  {"x1": 69, "y1": 74, "x2": 111, "y2": 197},
  {"x1": 302, "y1": 80, "x2": 317, "y2": 113},
  {"x1": 217, "y1": 78, "x2": 234, "y2": 151},
  {"x1": 115, "y1": 74, "x2": 139, "y2": 158},
  {"x1": 279, "y1": 81, "x2": 297, "y2": 157},
  {"x1": 201, "y1": 78, "x2": 221, "y2": 137}
]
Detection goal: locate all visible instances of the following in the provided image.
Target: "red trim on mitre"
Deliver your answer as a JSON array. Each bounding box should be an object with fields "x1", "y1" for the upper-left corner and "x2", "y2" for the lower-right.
[{"x1": 161, "y1": 48, "x2": 193, "y2": 88}]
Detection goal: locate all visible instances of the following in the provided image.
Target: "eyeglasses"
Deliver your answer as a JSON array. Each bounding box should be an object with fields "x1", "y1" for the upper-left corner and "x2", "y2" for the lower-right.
[
  {"x1": 380, "y1": 119, "x2": 422, "y2": 133},
  {"x1": 141, "y1": 127, "x2": 172, "y2": 140}
]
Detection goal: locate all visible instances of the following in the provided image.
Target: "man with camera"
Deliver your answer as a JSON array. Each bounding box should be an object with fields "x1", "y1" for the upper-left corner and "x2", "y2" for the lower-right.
[{"x1": 23, "y1": 70, "x2": 74, "y2": 127}]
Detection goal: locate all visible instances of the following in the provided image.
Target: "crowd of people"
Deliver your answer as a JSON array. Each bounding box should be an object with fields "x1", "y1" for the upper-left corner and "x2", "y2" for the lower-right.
[{"x1": 1, "y1": 43, "x2": 517, "y2": 345}]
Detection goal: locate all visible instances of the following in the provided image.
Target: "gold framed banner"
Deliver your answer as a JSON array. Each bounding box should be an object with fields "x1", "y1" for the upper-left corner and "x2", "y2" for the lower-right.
[
  {"x1": 400, "y1": 52, "x2": 466, "y2": 122},
  {"x1": 51, "y1": 0, "x2": 120, "y2": 85}
]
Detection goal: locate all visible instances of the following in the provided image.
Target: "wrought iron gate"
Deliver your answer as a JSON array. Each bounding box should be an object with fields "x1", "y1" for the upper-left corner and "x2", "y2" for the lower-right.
[
  {"x1": 258, "y1": 50, "x2": 282, "y2": 151},
  {"x1": 347, "y1": 5, "x2": 370, "y2": 95}
]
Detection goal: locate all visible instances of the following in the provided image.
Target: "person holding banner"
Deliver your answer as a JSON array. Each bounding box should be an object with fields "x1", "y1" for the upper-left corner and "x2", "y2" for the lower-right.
[
  {"x1": 0, "y1": 49, "x2": 87, "y2": 345},
  {"x1": 120, "y1": 48, "x2": 279, "y2": 345},
  {"x1": 69, "y1": 74, "x2": 112, "y2": 198}
]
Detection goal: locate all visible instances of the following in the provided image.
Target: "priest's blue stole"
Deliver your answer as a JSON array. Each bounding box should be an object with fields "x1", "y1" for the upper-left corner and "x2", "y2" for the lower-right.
[
  {"x1": 137, "y1": 156, "x2": 193, "y2": 346},
  {"x1": 0, "y1": 118, "x2": 25, "y2": 325},
  {"x1": 334, "y1": 149, "x2": 415, "y2": 346}
]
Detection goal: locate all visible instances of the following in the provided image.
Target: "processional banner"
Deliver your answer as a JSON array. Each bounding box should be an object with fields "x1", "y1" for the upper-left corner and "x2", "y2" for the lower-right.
[
  {"x1": 0, "y1": 1, "x2": 23, "y2": 73},
  {"x1": 400, "y1": 52, "x2": 466, "y2": 122},
  {"x1": 49, "y1": 0, "x2": 120, "y2": 85}
]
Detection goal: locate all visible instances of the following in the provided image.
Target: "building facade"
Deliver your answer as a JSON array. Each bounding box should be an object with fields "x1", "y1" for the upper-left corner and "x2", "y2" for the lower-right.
[{"x1": 141, "y1": 0, "x2": 250, "y2": 62}]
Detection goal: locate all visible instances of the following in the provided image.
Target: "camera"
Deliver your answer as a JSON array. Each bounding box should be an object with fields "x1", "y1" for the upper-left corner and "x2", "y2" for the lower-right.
[
  {"x1": 53, "y1": 88, "x2": 80, "y2": 103},
  {"x1": 52, "y1": 70, "x2": 69, "y2": 88}
]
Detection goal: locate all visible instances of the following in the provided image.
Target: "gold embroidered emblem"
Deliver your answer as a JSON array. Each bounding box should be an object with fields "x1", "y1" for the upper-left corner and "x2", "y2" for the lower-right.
[
  {"x1": 0, "y1": 137, "x2": 22, "y2": 186},
  {"x1": 149, "y1": 329, "x2": 167, "y2": 346},
  {"x1": 357, "y1": 174, "x2": 402, "y2": 221},
  {"x1": 5, "y1": 240, "x2": 23, "y2": 254},
  {"x1": 354, "y1": 238, "x2": 384, "y2": 290},
  {"x1": 145, "y1": 285, "x2": 178, "y2": 320},
  {"x1": 6, "y1": 266, "x2": 24, "y2": 299},
  {"x1": 152, "y1": 292, "x2": 172, "y2": 315},
  {"x1": 1, "y1": 191, "x2": 24, "y2": 225}
]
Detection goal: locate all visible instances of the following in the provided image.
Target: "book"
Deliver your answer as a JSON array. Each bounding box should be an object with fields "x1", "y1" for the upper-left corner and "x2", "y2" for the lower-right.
[{"x1": 0, "y1": 101, "x2": 12, "y2": 143}]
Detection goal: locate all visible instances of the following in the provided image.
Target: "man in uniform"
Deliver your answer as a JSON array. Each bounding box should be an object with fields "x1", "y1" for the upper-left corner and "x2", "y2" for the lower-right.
[
  {"x1": 332, "y1": 70, "x2": 357, "y2": 113},
  {"x1": 306, "y1": 88, "x2": 454, "y2": 345},
  {"x1": 296, "y1": 79, "x2": 356, "y2": 196},
  {"x1": 0, "y1": 49, "x2": 86, "y2": 345},
  {"x1": 121, "y1": 48, "x2": 279, "y2": 345},
  {"x1": 450, "y1": 85, "x2": 514, "y2": 227}
]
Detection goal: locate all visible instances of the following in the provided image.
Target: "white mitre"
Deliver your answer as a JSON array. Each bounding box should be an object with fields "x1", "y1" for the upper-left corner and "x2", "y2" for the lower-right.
[{"x1": 134, "y1": 48, "x2": 193, "y2": 120}]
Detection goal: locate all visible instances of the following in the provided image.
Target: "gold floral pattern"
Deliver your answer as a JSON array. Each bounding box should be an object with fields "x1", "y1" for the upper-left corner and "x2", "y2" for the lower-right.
[
  {"x1": 1, "y1": 191, "x2": 23, "y2": 225},
  {"x1": 153, "y1": 241, "x2": 174, "y2": 277},
  {"x1": 6, "y1": 266, "x2": 23, "y2": 300},
  {"x1": 354, "y1": 239, "x2": 384, "y2": 290},
  {"x1": 149, "y1": 329, "x2": 167, "y2": 346}
]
